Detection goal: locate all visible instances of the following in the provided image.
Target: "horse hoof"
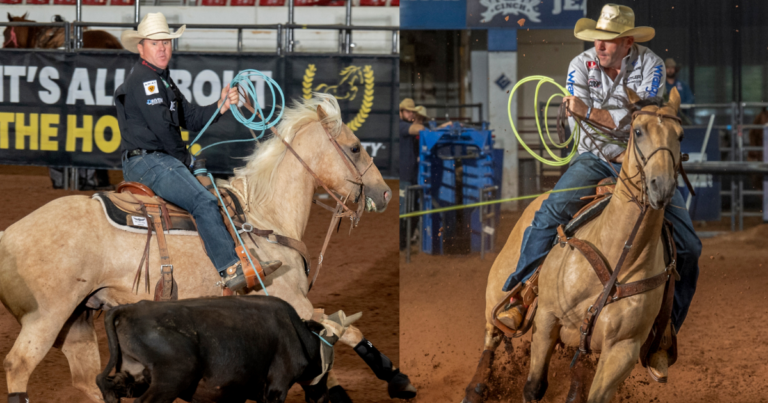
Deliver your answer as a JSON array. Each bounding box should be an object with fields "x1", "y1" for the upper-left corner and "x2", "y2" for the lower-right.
[
  {"x1": 462, "y1": 382, "x2": 486, "y2": 403},
  {"x1": 329, "y1": 385, "x2": 353, "y2": 403},
  {"x1": 388, "y1": 371, "x2": 417, "y2": 399},
  {"x1": 7, "y1": 392, "x2": 29, "y2": 403}
]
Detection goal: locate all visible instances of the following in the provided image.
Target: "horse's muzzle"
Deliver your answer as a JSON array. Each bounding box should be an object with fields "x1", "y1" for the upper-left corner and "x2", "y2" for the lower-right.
[
  {"x1": 648, "y1": 175, "x2": 676, "y2": 210},
  {"x1": 364, "y1": 186, "x2": 391, "y2": 213}
]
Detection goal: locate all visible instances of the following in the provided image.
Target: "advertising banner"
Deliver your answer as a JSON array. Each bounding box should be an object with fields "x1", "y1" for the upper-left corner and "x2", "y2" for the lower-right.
[
  {"x1": 0, "y1": 50, "x2": 397, "y2": 175},
  {"x1": 467, "y1": 0, "x2": 585, "y2": 29}
]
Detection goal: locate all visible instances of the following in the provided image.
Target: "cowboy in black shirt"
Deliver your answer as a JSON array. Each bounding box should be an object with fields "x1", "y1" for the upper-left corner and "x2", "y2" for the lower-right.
[{"x1": 115, "y1": 13, "x2": 279, "y2": 292}]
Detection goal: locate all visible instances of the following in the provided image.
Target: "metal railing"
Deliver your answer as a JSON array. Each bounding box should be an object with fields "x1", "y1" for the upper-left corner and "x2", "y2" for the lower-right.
[
  {"x1": 479, "y1": 185, "x2": 498, "y2": 261},
  {"x1": 404, "y1": 185, "x2": 424, "y2": 264}
]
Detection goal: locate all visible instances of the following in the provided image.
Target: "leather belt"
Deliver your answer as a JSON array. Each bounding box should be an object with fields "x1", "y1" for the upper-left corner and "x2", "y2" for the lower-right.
[{"x1": 126, "y1": 149, "x2": 166, "y2": 159}]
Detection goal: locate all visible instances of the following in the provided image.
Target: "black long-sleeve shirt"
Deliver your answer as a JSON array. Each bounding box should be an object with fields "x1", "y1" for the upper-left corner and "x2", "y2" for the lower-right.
[{"x1": 115, "y1": 59, "x2": 221, "y2": 165}]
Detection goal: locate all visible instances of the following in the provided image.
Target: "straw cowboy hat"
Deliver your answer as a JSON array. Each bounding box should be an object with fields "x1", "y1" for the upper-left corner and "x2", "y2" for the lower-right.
[
  {"x1": 121, "y1": 13, "x2": 186, "y2": 53},
  {"x1": 574, "y1": 4, "x2": 654, "y2": 43},
  {"x1": 414, "y1": 106, "x2": 429, "y2": 119},
  {"x1": 399, "y1": 98, "x2": 418, "y2": 112}
]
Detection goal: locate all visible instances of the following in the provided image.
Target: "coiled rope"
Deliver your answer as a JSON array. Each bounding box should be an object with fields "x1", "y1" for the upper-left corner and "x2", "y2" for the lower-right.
[{"x1": 189, "y1": 69, "x2": 285, "y2": 156}]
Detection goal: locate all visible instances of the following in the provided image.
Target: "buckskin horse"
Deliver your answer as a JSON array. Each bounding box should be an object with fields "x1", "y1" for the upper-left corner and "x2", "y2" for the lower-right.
[
  {"x1": 0, "y1": 94, "x2": 414, "y2": 402},
  {"x1": 4, "y1": 13, "x2": 122, "y2": 49},
  {"x1": 463, "y1": 88, "x2": 686, "y2": 403}
]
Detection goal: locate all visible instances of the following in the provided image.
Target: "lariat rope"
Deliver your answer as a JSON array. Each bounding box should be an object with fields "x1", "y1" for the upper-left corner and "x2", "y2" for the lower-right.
[{"x1": 189, "y1": 69, "x2": 284, "y2": 156}]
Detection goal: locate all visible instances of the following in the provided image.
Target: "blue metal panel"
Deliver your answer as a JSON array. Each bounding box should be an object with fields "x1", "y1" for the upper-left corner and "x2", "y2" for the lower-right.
[
  {"x1": 400, "y1": 0, "x2": 468, "y2": 30},
  {"x1": 677, "y1": 127, "x2": 721, "y2": 221},
  {"x1": 418, "y1": 123, "x2": 503, "y2": 255}
]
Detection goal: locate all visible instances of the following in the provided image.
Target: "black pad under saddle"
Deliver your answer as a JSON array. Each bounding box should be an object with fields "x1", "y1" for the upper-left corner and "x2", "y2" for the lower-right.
[{"x1": 93, "y1": 186, "x2": 246, "y2": 233}]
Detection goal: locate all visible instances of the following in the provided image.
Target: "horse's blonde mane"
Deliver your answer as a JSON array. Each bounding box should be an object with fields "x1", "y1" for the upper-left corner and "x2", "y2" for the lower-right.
[{"x1": 232, "y1": 93, "x2": 343, "y2": 206}]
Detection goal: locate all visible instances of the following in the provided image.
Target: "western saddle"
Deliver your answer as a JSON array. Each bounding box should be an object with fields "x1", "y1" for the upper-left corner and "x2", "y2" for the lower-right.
[{"x1": 94, "y1": 169, "x2": 310, "y2": 301}]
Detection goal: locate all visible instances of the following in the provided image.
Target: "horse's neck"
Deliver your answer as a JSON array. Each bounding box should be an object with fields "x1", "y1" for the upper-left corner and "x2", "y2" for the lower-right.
[
  {"x1": 592, "y1": 166, "x2": 666, "y2": 276},
  {"x1": 244, "y1": 151, "x2": 316, "y2": 241}
]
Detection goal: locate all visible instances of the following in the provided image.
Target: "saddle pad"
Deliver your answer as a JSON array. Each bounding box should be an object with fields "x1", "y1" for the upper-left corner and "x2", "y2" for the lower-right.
[
  {"x1": 563, "y1": 194, "x2": 613, "y2": 237},
  {"x1": 93, "y1": 192, "x2": 199, "y2": 235}
]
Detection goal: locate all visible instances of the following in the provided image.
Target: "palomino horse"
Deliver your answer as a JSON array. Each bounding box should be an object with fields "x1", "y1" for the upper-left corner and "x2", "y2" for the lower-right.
[
  {"x1": 4, "y1": 13, "x2": 122, "y2": 49},
  {"x1": 0, "y1": 94, "x2": 409, "y2": 401},
  {"x1": 463, "y1": 88, "x2": 684, "y2": 403}
]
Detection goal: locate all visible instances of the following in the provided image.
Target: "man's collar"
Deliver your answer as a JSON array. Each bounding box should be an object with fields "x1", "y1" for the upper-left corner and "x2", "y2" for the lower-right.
[{"x1": 139, "y1": 59, "x2": 168, "y2": 77}]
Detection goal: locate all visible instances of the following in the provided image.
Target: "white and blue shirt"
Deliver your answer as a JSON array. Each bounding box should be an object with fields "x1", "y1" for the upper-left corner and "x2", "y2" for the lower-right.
[{"x1": 566, "y1": 44, "x2": 666, "y2": 161}]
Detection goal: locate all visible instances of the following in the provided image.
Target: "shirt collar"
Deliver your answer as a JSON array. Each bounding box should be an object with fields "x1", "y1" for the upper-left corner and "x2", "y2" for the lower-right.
[{"x1": 139, "y1": 59, "x2": 169, "y2": 79}]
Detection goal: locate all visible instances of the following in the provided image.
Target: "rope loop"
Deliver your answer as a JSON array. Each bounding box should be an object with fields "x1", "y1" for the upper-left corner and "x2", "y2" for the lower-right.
[{"x1": 190, "y1": 69, "x2": 285, "y2": 156}]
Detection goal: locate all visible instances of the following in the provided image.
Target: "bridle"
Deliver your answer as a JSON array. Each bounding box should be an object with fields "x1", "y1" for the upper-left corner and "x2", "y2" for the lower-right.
[
  {"x1": 238, "y1": 102, "x2": 375, "y2": 289},
  {"x1": 567, "y1": 105, "x2": 692, "y2": 211}
]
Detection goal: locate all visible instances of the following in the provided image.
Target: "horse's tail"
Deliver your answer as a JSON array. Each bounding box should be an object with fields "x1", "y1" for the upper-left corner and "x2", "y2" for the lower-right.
[{"x1": 96, "y1": 307, "x2": 123, "y2": 388}]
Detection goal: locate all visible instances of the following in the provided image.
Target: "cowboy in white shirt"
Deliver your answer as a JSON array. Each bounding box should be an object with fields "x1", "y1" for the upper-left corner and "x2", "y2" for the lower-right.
[{"x1": 499, "y1": 4, "x2": 701, "y2": 384}]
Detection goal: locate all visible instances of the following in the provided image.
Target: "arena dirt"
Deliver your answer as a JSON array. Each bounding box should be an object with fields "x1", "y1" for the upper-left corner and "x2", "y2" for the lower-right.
[
  {"x1": 401, "y1": 208, "x2": 768, "y2": 403},
  {"x1": 0, "y1": 167, "x2": 399, "y2": 403}
]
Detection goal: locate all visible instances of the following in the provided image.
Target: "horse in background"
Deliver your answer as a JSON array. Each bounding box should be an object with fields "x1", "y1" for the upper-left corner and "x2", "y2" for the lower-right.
[{"x1": 4, "y1": 13, "x2": 122, "y2": 49}]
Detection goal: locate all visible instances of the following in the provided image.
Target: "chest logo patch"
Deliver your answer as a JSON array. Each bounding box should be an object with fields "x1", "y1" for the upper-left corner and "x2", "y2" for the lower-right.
[
  {"x1": 144, "y1": 80, "x2": 159, "y2": 96},
  {"x1": 586, "y1": 61, "x2": 598, "y2": 70},
  {"x1": 147, "y1": 98, "x2": 164, "y2": 106}
]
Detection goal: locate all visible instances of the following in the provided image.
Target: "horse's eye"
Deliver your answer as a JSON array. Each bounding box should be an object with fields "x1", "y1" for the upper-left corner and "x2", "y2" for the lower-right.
[
  {"x1": 634, "y1": 128, "x2": 642, "y2": 138},
  {"x1": 351, "y1": 145, "x2": 360, "y2": 154}
]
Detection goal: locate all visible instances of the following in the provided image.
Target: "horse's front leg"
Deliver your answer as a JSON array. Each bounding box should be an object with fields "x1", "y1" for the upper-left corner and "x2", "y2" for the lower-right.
[
  {"x1": 586, "y1": 338, "x2": 642, "y2": 403},
  {"x1": 462, "y1": 322, "x2": 503, "y2": 403},
  {"x1": 337, "y1": 325, "x2": 417, "y2": 400},
  {"x1": 523, "y1": 311, "x2": 560, "y2": 403}
]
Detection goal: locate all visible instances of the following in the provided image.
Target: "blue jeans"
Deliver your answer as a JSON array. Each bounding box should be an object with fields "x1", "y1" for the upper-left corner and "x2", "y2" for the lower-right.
[
  {"x1": 122, "y1": 152, "x2": 239, "y2": 273},
  {"x1": 503, "y1": 152, "x2": 701, "y2": 331}
]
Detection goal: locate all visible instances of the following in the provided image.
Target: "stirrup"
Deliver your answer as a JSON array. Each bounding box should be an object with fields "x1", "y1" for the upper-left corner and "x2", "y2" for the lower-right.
[
  {"x1": 223, "y1": 263, "x2": 247, "y2": 292},
  {"x1": 497, "y1": 303, "x2": 525, "y2": 331}
]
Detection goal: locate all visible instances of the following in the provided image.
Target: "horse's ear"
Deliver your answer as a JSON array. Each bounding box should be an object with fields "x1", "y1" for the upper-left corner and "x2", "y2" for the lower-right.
[
  {"x1": 625, "y1": 87, "x2": 642, "y2": 105},
  {"x1": 667, "y1": 86, "x2": 681, "y2": 114},
  {"x1": 317, "y1": 105, "x2": 328, "y2": 122},
  {"x1": 22, "y1": 12, "x2": 28, "y2": 19},
  {"x1": 7, "y1": 13, "x2": 12, "y2": 22}
]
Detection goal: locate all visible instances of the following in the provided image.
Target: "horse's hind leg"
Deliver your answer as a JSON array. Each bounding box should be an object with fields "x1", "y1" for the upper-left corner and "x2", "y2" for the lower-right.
[
  {"x1": 462, "y1": 322, "x2": 503, "y2": 403},
  {"x1": 523, "y1": 312, "x2": 560, "y2": 402},
  {"x1": 586, "y1": 339, "x2": 641, "y2": 403},
  {"x1": 338, "y1": 325, "x2": 417, "y2": 400},
  {"x1": 56, "y1": 306, "x2": 103, "y2": 402},
  {"x1": 4, "y1": 314, "x2": 69, "y2": 397}
]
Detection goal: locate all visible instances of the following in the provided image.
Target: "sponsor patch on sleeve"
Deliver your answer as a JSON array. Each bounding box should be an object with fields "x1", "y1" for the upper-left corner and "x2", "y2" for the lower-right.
[{"x1": 143, "y1": 80, "x2": 159, "y2": 96}]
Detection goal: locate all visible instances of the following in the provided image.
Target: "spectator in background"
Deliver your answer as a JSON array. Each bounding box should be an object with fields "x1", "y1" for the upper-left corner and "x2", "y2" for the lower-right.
[
  {"x1": 664, "y1": 58, "x2": 693, "y2": 104},
  {"x1": 399, "y1": 100, "x2": 453, "y2": 250},
  {"x1": 664, "y1": 58, "x2": 694, "y2": 124},
  {"x1": 399, "y1": 98, "x2": 422, "y2": 250}
]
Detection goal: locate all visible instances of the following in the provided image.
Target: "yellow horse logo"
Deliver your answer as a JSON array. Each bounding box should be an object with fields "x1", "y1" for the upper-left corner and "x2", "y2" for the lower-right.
[{"x1": 302, "y1": 64, "x2": 374, "y2": 132}]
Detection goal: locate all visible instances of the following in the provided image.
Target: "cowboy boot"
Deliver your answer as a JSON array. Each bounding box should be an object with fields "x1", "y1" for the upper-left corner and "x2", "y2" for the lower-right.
[
  {"x1": 647, "y1": 322, "x2": 674, "y2": 383},
  {"x1": 222, "y1": 260, "x2": 282, "y2": 292},
  {"x1": 497, "y1": 300, "x2": 526, "y2": 331}
]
